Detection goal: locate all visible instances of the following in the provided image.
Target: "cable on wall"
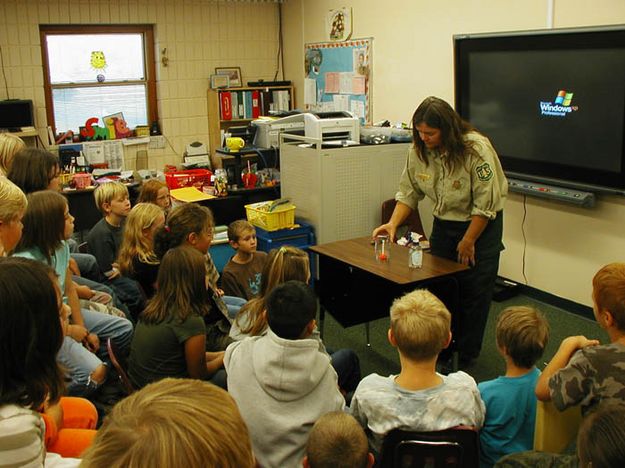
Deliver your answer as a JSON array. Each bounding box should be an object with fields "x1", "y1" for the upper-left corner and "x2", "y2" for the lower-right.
[
  {"x1": 0, "y1": 46, "x2": 9, "y2": 99},
  {"x1": 273, "y1": 1, "x2": 284, "y2": 81},
  {"x1": 521, "y1": 194, "x2": 529, "y2": 285}
]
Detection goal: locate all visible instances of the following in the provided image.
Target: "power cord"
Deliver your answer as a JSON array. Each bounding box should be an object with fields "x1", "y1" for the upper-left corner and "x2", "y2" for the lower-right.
[
  {"x1": 273, "y1": 2, "x2": 284, "y2": 81},
  {"x1": 521, "y1": 194, "x2": 528, "y2": 285},
  {"x1": 0, "y1": 46, "x2": 9, "y2": 98}
]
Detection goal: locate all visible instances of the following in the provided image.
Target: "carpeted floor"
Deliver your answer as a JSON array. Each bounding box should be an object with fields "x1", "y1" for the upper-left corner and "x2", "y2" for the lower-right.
[{"x1": 320, "y1": 293, "x2": 608, "y2": 384}]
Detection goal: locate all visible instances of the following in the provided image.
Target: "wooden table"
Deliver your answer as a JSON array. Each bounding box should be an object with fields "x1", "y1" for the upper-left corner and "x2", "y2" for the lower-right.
[{"x1": 310, "y1": 237, "x2": 468, "y2": 345}]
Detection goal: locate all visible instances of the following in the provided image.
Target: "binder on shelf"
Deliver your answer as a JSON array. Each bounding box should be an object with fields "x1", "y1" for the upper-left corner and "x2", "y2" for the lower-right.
[
  {"x1": 237, "y1": 91, "x2": 244, "y2": 119},
  {"x1": 231, "y1": 92, "x2": 239, "y2": 119},
  {"x1": 252, "y1": 90, "x2": 260, "y2": 118},
  {"x1": 245, "y1": 91, "x2": 253, "y2": 119},
  {"x1": 220, "y1": 91, "x2": 232, "y2": 120}
]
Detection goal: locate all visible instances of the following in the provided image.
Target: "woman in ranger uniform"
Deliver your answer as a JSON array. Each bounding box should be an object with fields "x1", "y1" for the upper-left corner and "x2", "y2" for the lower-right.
[{"x1": 373, "y1": 96, "x2": 508, "y2": 367}]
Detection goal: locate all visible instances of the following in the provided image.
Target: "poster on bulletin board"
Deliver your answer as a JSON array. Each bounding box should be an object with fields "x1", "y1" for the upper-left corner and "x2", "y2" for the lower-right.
[{"x1": 304, "y1": 38, "x2": 372, "y2": 124}]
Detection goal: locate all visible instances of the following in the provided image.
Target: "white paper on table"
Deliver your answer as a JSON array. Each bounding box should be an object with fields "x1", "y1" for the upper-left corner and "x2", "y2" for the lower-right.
[
  {"x1": 332, "y1": 95, "x2": 350, "y2": 111},
  {"x1": 304, "y1": 78, "x2": 317, "y2": 105}
]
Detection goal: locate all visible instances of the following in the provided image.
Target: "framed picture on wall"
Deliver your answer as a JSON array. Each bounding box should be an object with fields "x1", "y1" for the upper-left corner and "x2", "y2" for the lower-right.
[{"x1": 215, "y1": 67, "x2": 242, "y2": 87}]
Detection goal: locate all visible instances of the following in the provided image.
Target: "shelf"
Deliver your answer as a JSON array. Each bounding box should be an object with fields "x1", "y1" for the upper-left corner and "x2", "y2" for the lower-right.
[
  {"x1": 2, "y1": 129, "x2": 38, "y2": 137},
  {"x1": 207, "y1": 85, "x2": 295, "y2": 165}
]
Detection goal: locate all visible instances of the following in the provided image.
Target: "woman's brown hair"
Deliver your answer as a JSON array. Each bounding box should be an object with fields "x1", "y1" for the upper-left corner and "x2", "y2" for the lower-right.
[{"x1": 411, "y1": 96, "x2": 478, "y2": 172}]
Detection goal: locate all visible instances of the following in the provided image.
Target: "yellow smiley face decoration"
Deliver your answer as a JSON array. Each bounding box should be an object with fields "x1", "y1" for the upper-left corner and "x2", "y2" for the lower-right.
[{"x1": 90, "y1": 51, "x2": 107, "y2": 71}]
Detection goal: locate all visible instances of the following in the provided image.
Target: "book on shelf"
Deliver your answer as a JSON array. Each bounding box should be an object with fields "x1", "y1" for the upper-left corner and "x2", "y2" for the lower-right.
[
  {"x1": 220, "y1": 91, "x2": 232, "y2": 120},
  {"x1": 244, "y1": 91, "x2": 253, "y2": 119},
  {"x1": 231, "y1": 91, "x2": 239, "y2": 119},
  {"x1": 252, "y1": 90, "x2": 260, "y2": 118}
]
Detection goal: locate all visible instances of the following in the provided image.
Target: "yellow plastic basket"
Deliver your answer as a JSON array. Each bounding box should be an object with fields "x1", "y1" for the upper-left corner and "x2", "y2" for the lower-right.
[{"x1": 245, "y1": 201, "x2": 296, "y2": 231}]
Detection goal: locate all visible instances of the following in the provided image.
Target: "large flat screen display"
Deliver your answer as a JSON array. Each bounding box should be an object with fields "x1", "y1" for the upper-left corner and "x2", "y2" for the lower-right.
[{"x1": 454, "y1": 27, "x2": 625, "y2": 193}]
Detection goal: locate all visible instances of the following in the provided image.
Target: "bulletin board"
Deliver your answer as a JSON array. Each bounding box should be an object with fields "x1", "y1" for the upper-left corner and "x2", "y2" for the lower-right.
[{"x1": 304, "y1": 38, "x2": 372, "y2": 124}]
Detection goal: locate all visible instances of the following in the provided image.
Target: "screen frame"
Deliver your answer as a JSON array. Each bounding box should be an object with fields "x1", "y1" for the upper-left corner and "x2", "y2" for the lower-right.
[
  {"x1": 0, "y1": 99, "x2": 34, "y2": 130},
  {"x1": 454, "y1": 25, "x2": 625, "y2": 195}
]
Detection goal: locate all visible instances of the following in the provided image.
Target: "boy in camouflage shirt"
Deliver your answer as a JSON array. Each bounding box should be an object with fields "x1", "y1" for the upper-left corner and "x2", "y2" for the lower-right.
[
  {"x1": 535, "y1": 262, "x2": 625, "y2": 415},
  {"x1": 349, "y1": 289, "x2": 485, "y2": 454}
]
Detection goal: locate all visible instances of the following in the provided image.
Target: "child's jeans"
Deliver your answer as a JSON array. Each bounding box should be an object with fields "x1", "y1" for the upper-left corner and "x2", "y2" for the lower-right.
[
  {"x1": 58, "y1": 308, "x2": 133, "y2": 396},
  {"x1": 223, "y1": 295, "x2": 247, "y2": 319}
]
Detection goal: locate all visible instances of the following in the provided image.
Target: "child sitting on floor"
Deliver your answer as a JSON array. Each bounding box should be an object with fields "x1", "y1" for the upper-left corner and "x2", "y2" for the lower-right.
[
  {"x1": 350, "y1": 289, "x2": 485, "y2": 454},
  {"x1": 221, "y1": 219, "x2": 267, "y2": 300},
  {"x1": 117, "y1": 203, "x2": 165, "y2": 299},
  {"x1": 80, "y1": 378, "x2": 255, "y2": 467},
  {"x1": 137, "y1": 178, "x2": 171, "y2": 216},
  {"x1": 128, "y1": 246, "x2": 226, "y2": 389},
  {"x1": 225, "y1": 280, "x2": 345, "y2": 468},
  {"x1": 14, "y1": 191, "x2": 133, "y2": 397},
  {"x1": 0, "y1": 257, "x2": 97, "y2": 464},
  {"x1": 154, "y1": 203, "x2": 245, "y2": 350},
  {"x1": 303, "y1": 411, "x2": 374, "y2": 468},
  {"x1": 535, "y1": 262, "x2": 625, "y2": 414},
  {"x1": 478, "y1": 306, "x2": 549, "y2": 467}
]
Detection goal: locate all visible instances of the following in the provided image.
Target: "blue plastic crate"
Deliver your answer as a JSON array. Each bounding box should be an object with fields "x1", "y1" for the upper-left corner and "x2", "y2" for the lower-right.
[
  {"x1": 255, "y1": 221, "x2": 315, "y2": 252},
  {"x1": 255, "y1": 221, "x2": 316, "y2": 282}
]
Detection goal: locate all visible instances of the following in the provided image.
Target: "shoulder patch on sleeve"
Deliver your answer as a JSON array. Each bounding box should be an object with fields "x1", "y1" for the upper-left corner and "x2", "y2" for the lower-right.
[{"x1": 476, "y1": 162, "x2": 493, "y2": 181}]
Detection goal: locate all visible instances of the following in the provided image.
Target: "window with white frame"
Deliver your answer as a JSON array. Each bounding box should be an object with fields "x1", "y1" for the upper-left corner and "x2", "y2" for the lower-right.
[{"x1": 40, "y1": 25, "x2": 157, "y2": 134}]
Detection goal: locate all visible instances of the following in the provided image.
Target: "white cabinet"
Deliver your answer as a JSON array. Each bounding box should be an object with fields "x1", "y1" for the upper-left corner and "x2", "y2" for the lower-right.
[{"x1": 280, "y1": 138, "x2": 410, "y2": 244}]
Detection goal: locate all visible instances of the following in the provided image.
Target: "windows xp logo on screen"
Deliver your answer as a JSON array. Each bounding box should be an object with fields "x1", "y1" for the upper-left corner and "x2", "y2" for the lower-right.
[{"x1": 539, "y1": 90, "x2": 579, "y2": 117}]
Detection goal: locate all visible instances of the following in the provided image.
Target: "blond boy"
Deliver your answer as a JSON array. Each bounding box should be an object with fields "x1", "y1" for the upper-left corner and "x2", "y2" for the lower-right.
[
  {"x1": 80, "y1": 378, "x2": 256, "y2": 468},
  {"x1": 350, "y1": 289, "x2": 485, "y2": 454},
  {"x1": 221, "y1": 219, "x2": 267, "y2": 299},
  {"x1": 303, "y1": 412, "x2": 374, "y2": 468},
  {"x1": 86, "y1": 181, "x2": 131, "y2": 276},
  {"x1": 0, "y1": 177, "x2": 27, "y2": 256},
  {"x1": 478, "y1": 306, "x2": 549, "y2": 466},
  {"x1": 535, "y1": 263, "x2": 625, "y2": 416}
]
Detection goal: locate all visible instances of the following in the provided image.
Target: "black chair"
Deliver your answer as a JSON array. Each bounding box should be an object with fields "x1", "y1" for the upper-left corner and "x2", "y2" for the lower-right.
[
  {"x1": 379, "y1": 427, "x2": 480, "y2": 468},
  {"x1": 381, "y1": 198, "x2": 428, "y2": 241},
  {"x1": 106, "y1": 337, "x2": 135, "y2": 395}
]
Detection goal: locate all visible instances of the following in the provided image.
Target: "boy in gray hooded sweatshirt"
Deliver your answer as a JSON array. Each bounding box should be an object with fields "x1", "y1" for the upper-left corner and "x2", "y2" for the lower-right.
[{"x1": 224, "y1": 280, "x2": 345, "y2": 468}]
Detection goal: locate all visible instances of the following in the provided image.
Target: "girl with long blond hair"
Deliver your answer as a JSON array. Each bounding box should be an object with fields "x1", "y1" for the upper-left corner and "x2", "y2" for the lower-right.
[{"x1": 117, "y1": 203, "x2": 165, "y2": 299}]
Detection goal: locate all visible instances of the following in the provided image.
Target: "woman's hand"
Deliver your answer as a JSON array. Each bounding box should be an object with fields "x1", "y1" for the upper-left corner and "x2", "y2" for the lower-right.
[
  {"x1": 456, "y1": 237, "x2": 476, "y2": 266},
  {"x1": 215, "y1": 288, "x2": 225, "y2": 297},
  {"x1": 372, "y1": 223, "x2": 397, "y2": 243}
]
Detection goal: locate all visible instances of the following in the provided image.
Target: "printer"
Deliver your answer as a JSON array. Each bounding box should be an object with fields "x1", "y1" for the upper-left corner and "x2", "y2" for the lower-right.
[
  {"x1": 303, "y1": 111, "x2": 360, "y2": 143},
  {"x1": 252, "y1": 111, "x2": 360, "y2": 148},
  {"x1": 252, "y1": 114, "x2": 305, "y2": 149}
]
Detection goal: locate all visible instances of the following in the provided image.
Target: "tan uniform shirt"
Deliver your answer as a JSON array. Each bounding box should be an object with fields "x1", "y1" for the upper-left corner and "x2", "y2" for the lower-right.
[{"x1": 396, "y1": 132, "x2": 508, "y2": 221}]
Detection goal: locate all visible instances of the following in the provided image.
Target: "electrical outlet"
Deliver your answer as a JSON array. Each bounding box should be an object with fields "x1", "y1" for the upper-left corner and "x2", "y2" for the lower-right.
[{"x1": 148, "y1": 135, "x2": 166, "y2": 149}]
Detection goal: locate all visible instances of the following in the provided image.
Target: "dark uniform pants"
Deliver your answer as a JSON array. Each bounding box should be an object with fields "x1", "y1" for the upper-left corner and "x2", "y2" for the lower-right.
[{"x1": 430, "y1": 212, "x2": 504, "y2": 360}]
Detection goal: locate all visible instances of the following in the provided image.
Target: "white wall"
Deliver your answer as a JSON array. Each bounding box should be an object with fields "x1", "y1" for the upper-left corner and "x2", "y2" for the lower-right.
[
  {"x1": 0, "y1": 0, "x2": 281, "y2": 169},
  {"x1": 282, "y1": 0, "x2": 625, "y2": 307}
]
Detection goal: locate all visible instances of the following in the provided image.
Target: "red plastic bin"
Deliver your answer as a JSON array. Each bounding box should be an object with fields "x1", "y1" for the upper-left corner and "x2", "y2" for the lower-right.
[{"x1": 165, "y1": 169, "x2": 212, "y2": 189}]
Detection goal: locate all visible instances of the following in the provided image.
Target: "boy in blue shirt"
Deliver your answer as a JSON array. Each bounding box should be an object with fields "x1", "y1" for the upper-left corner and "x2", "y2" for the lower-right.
[{"x1": 478, "y1": 306, "x2": 549, "y2": 467}]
